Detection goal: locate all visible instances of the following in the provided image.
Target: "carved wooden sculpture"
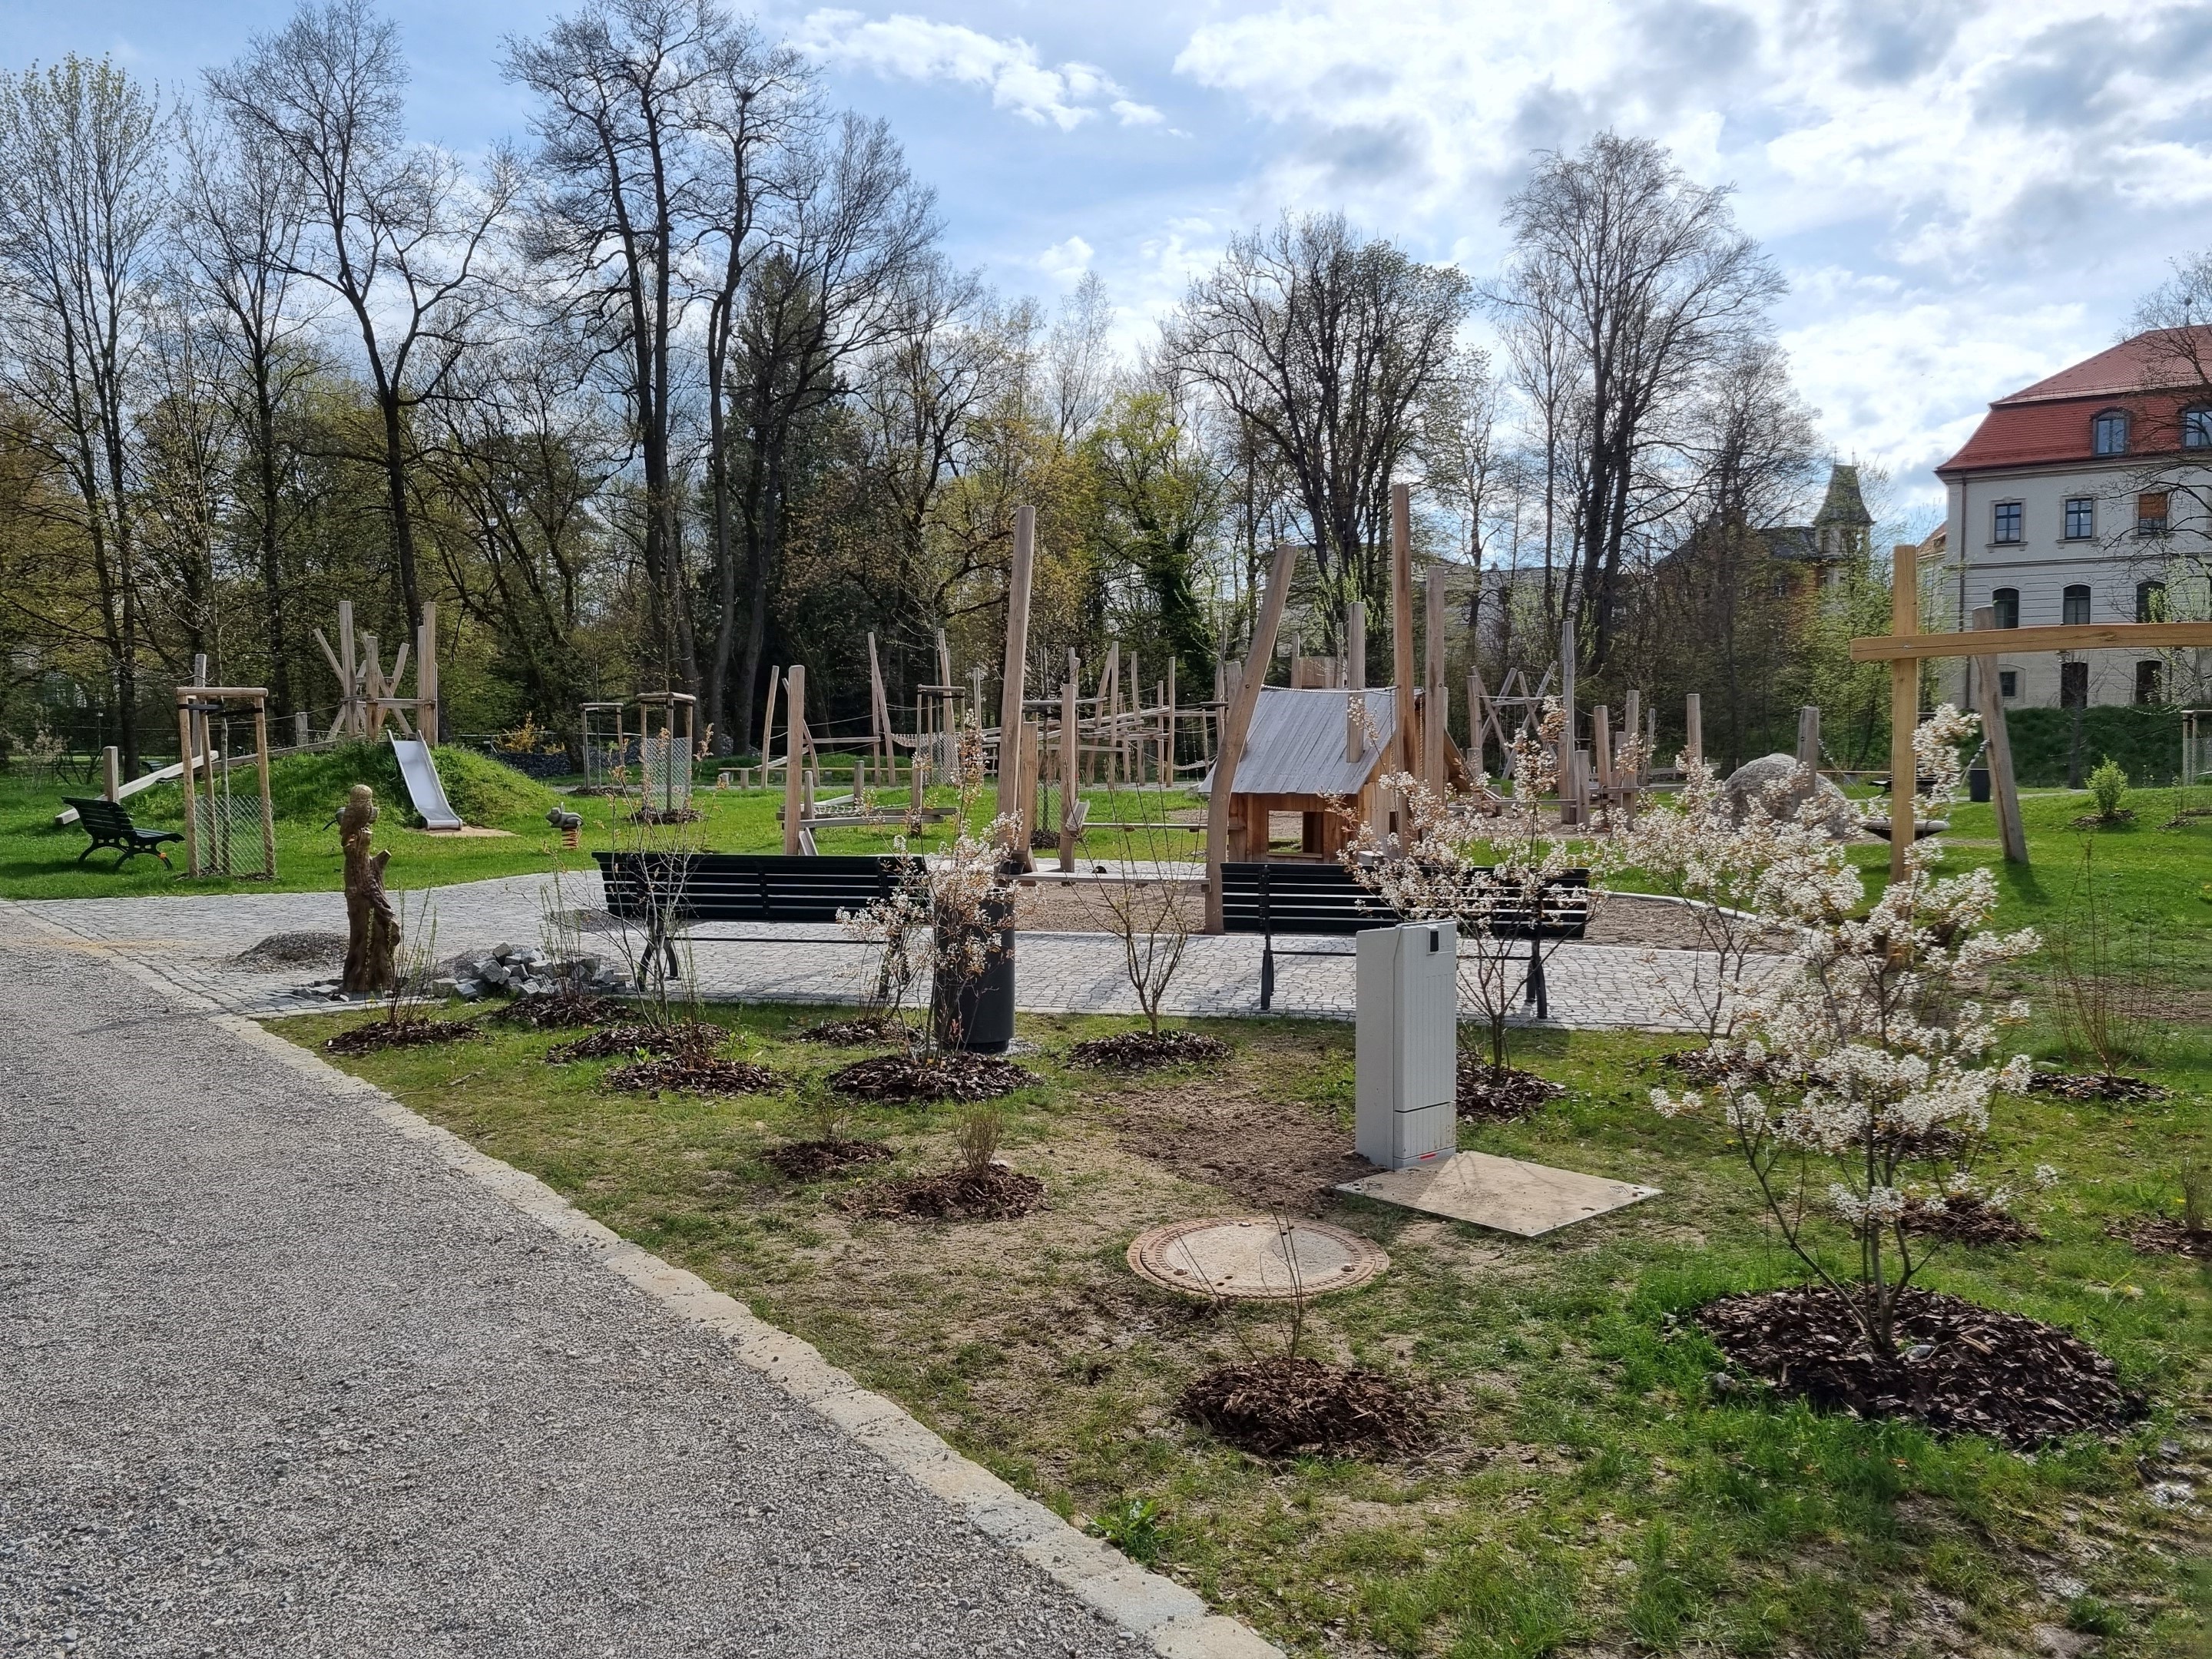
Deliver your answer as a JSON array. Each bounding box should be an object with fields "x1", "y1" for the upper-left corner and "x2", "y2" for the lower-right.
[{"x1": 339, "y1": 783, "x2": 400, "y2": 994}]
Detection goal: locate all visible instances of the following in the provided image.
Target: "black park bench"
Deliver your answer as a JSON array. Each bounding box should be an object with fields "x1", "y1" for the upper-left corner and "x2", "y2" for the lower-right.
[
  {"x1": 594, "y1": 850, "x2": 916, "y2": 986},
  {"x1": 63, "y1": 796, "x2": 184, "y2": 870},
  {"x1": 1217, "y1": 860, "x2": 1591, "y2": 1015}
]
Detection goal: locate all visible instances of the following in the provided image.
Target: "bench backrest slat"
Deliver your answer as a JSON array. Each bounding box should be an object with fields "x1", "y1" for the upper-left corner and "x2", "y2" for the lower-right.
[
  {"x1": 594, "y1": 851, "x2": 911, "y2": 924},
  {"x1": 64, "y1": 796, "x2": 136, "y2": 835},
  {"x1": 1218, "y1": 860, "x2": 1591, "y2": 940}
]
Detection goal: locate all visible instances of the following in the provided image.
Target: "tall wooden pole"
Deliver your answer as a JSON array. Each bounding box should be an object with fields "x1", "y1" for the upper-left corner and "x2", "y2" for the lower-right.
[
  {"x1": 417, "y1": 601, "x2": 439, "y2": 745},
  {"x1": 253, "y1": 700, "x2": 275, "y2": 878},
  {"x1": 1422, "y1": 562, "x2": 1447, "y2": 793},
  {"x1": 1205, "y1": 541, "x2": 1299, "y2": 933},
  {"x1": 1346, "y1": 599, "x2": 1366, "y2": 763},
  {"x1": 336, "y1": 600, "x2": 357, "y2": 739},
  {"x1": 1390, "y1": 483, "x2": 1417, "y2": 775},
  {"x1": 1796, "y1": 704, "x2": 1820, "y2": 773},
  {"x1": 1889, "y1": 542, "x2": 1919, "y2": 886},
  {"x1": 1559, "y1": 614, "x2": 1581, "y2": 824},
  {"x1": 1970, "y1": 604, "x2": 2029, "y2": 864},
  {"x1": 783, "y1": 664, "x2": 806, "y2": 856},
  {"x1": 176, "y1": 698, "x2": 198, "y2": 877},
  {"x1": 1685, "y1": 691, "x2": 1703, "y2": 767},
  {"x1": 997, "y1": 505, "x2": 1037, "y2": 826},
  {"x1": 1059, "y1": 654, "x2": 1079, "y2": 872}
]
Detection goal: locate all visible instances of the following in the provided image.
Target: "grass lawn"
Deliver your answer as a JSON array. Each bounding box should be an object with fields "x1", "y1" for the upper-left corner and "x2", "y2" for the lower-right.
[{"x1": 289, "y1": 1000, "x2": 2212, "y2": 1658}]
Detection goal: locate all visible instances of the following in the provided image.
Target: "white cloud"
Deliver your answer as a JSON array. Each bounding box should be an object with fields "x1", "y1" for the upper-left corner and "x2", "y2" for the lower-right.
[
  {"x1": 798, "y1": 9, "x2": 1159, "y2": 131},
  {"x1": 1038, "y1": 234, "x2": 1094, "y2": 283}
]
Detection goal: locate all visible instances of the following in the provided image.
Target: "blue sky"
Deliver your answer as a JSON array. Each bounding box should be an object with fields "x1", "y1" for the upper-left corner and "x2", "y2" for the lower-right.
[{"x1": 14, "y1": 0, "x2": 2212, "y2": 520}]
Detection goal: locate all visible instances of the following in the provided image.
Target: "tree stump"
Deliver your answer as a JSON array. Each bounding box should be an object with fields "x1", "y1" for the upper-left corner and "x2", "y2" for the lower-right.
[{"x1": 339, "y1": 783, "x2": 400, "y2": 995}]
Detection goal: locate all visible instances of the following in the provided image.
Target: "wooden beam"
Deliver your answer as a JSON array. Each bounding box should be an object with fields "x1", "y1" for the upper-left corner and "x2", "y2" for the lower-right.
[
  {"x1": 1422, "y1": 563, "x2": 1446, "y2": 793},
  {"x1": 1684, "y1": 691, "x2": 1702, "y2": 767},
  {"x1": 1970, "y1": 604, "x2": 2030, "y2": 865},
  {"x1": 1205, "y1": 541, "x2": 1299, "y2": 933},
  {"x1": 1059, "y1": 656, "x2": 1078, "y2": 872},
  {"x1": 1849, "y1": 620, "x2": 2212, "y2": 662},
  {"x1": 1346, "y1": 599, "x2": 1366, "y2": 763},
  {"x1": 1889, "y1": 542, "x2": 1919, "y2": 885},
  {"x1": 1390, "y1": 484, "x2": 1416, "y2": 775},
  {"x1": 997, "y1": 505, "x2": 1037, "y2": 826},
  {"x1": 417, "y1": 601, "x2": 439, "y2": 745},
  {"x1": 783, "y1": 664, "x2": 806, "y2": 856}
]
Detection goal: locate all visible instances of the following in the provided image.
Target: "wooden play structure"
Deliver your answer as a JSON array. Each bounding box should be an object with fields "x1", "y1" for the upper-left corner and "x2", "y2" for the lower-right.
[
  {"x1": 1849, "y1": 539, "x2": 2212, "y2": 877},
  {"x1": 317, "y1": 600, "x2": 440, "y2": 743},
  {"x1": 174, "y1": 681, "x2": 275, "y2": 879}
]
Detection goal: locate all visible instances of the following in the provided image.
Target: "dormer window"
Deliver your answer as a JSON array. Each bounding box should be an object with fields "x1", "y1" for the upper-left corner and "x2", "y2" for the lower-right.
[
  {"x1": 2092, "y1": 409, "x2": 2130, "y2": 455},
  {"x1": 2186, "y1": 407, "x2": 2212, "y2": 449}
]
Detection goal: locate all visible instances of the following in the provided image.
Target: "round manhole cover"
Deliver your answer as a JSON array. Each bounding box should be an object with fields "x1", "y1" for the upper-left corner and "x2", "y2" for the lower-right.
[{"x1": 1127, "y1": 1217, "x2": 1387, "y2": 1300}]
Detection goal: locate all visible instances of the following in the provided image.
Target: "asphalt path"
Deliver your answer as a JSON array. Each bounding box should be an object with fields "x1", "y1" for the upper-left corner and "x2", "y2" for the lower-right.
[{"x1": 0, "y1": 913, "x2": 1139, "y2": 1658}]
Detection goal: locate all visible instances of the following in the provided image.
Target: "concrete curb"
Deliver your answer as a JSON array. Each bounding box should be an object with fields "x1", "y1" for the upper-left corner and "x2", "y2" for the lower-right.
[{"x1": 1, "y1": 900, "x2": 1283, "y2": 1659}]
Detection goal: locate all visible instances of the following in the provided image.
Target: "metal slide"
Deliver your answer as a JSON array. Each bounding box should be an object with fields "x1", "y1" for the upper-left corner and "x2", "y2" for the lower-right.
[{"x1": 388, "y1": 735, "x2": 464, "y2": 829}]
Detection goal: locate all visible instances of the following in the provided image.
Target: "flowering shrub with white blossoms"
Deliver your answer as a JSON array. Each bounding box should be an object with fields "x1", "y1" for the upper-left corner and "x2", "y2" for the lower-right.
[
  {"x1": 1647, "y1": 706, "x2": 2044, "y2": 1359},
  {"x1": 1341, "y1": 700, "x2": 1594, "y2": 1071}
]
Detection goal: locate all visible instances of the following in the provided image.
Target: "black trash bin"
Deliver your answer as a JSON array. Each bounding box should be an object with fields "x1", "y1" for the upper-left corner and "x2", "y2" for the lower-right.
[
  {"x1": 932, "y1": 889, "x2": 1016, "y2": 1053},
  {"x1": 1969, "y1": 767, "x2": 1992, "y2": 803}
]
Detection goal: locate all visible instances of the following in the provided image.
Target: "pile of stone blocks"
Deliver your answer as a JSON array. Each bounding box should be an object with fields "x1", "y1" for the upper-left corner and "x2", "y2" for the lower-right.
[{"x1": 442, "y1": 942, "x2": 630, "y2": 1001}]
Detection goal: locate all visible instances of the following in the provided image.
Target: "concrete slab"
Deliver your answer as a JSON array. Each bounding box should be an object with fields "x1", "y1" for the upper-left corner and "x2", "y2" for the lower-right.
[{"x1": 1336, "y1": 1151, "x2": 1661, "y2": 1237}]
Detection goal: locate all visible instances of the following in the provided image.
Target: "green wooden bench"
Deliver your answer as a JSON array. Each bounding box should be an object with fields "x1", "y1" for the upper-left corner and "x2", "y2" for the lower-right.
[{"x1": 63, "y1": 796, "x2": 183, "y2": 869}]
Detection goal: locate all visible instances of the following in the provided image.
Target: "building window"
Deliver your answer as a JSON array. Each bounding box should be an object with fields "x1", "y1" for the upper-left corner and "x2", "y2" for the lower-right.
[
  {"x1": 2093, "y1": 409, "x2": 2130, "y2": 455},
  {"x1": 2187, "y1": 408, "x2": 2212, "y2": 449},
  {"x1": 1992, "y1": 588, "x2": 2020, "y2": 628},
  {"x1": 2062, "y1": 584, "x2": 2092, "y2": 624},
  {"x1": 2137, "y1": 661, "x2": 2164, "y2": 704},
  {"x1": 1992, "y1": 500, "x2": 2022, "y2": 544},
  {"x1": 2061, "y1": 661, "x2": 2089, "y2": 707},
  {"x1": 1998, "y1": 669, "x2": 2018, "y2": 698},
  {"x1": 2138, "y1": 579, "x2": 2168, "y2": 622},
  {"x1": 2064, "y1": 496, "x2": 2095, "y2": 539},
  {"x1": 2137, "y1": 492, "x2": 2171, "y2": 536}
]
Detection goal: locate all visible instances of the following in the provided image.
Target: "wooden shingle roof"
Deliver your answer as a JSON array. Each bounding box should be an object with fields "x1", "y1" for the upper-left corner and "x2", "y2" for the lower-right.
[{"x1": 1198, "y1": 687, "x2": 1398, "y2": 799}]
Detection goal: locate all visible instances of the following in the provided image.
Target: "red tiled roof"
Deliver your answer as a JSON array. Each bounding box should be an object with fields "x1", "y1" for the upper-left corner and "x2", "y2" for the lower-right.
[{"x1": 1937, "y1": 327, "x2": 2212, "y2": 476}]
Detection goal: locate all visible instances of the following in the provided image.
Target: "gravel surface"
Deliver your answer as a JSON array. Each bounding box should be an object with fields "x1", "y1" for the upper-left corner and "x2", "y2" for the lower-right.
[{"x1": 0, "y1": 910, "x2": 1140, "y2": 1657}]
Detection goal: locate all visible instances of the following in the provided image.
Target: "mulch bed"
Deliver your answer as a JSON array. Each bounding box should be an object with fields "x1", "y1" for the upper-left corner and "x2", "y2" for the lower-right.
[
  {"x1": 546, "y1": 1022, "x2": 722, "y2": 1064},
  {"x1": 1699, "y1": 1286, "x2": 2141, "y2": 1448},
  {"x1": 1900, "y1": 1195, "x2": 2038, "y2": 1247},
  {"x1": 2105, "y1": 1218, "x2": 2212, "y2": 1260},
  {"x1": 2069, "y1": 810, "x2": 2137, "y2": 829},
  {"x1": 1067, "y1": 1029, "x2": 1231, "y2": 1071},
  {"x1": 626, "y1": 804, "x2": 704, "y2": 824},
  {"x1": 492, "y1": 992, "x2": 626, "y2": 1029},
  {"x1": 1456, "y1": 1060, "x2": 1565, "y2": 1123},
  {"x1": 762, "y1": 1138, "x2": 895, "y2": 1179},
  {"x1": 840, "y1": 1164, "x2": 1047, "y2": 1220},
  {"x1": 795, "y1": 1015, "x2": 906, "y2": 1047},
  {"x1": 325, "y1": 1015, "x2": 482, "y2": 1055},
  {"x1": 827, "y1": 1051, "x2": 1029, "y2": 1103},
  {"x1": 235, "y1": 931, "x2": 349, "y2": 972},
  {"x1": 2026, "y1": 1069, "x2": 2171, "y2": 1103},
  {"x1": 1179, "y1": 1355, "x2": 1427, "y2": 1458},
  {"x1": 603, "y1": 1055, "x2": 782, "y2": 1095}
]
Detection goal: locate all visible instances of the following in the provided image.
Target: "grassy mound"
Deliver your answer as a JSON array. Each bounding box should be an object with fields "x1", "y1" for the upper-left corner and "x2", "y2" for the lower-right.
[{"x1": 142, "y1": 743, "x2": 559, "y2": 826}]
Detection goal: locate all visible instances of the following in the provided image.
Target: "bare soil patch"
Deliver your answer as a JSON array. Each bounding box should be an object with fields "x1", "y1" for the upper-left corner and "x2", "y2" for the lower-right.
[
  {"x1": 1067, "y1": 1028, "x2": 1231, "y2": 1072},
  {"x1": 603, "y1": 1055, "x2": 781, "y2": 1095},
  {"x1": 2106, "y1": 1218, "x2": 2212, "y2": 1260},
  {"x1": 795, "y1": 1013, "x2": 906, "y2": 1046},
  {"x1": 626, "y1": 804, "x2": 703, "y2": 825},
  {"x1": 827, "y1": 1051, "x2": 1029, "y2": 1103},
  {"x1": 841, "y1": 1164, "x2": 1047, "y2": 1221},
  {"x1": 1456, "y1": 1060, "x2": 1565, "y2": 1123},
  {"x1": 235, "y1": 931, "x2": 348, "y2": 972},
  {"x1": 325, "y1": 1015, "x2": 482, "y2": 1055},
  {"x1": 1585, "y1": 893, "x2": 1796, "y2": 953},
  {"x1": 762, "y1": 1138, "x2": 894, "y2": 1179},
  {"x1": 1700, "y1": 1286, "x2": 2141, "y2": 1448},
  {"x1": 1118, "y1": 1088, "x2": 1369, "y2": 1215},
  {"x1": 546, "y1": 1022, "x2": 722, "y2": 1064},
  {"x1": 493, "y1": 990, "x2": 625, "y2": 1029},
  {"x1": 2027, "y1": 1069, "x2": 2171, "y2": 1104},
  {"x1": 1015, "y1": 879, "x2": 1204, "y2": 932},
  {"x1": 1179, "y1": 1355, "x2": 1427, "y2": 1458},
  {"x1": 1900, "y1": 1195, "x2": 2038, "y2": 1247}
]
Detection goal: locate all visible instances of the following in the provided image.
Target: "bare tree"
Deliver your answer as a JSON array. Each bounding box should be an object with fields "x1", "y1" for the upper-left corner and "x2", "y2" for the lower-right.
[
  {"x1": 1045, "y1": 269, "x2": 1114, "y2": 449},
  {"x1": 212, "y1": 0, "x2": 515, "y2": 635},
  {"x1": 0, "y1": 56, "x2": 167, "y2": 770},
  {"x1": 1169, "y1": 212, "x2": 1471, "y2": 651},
  {"x1": 1492, "y1": 133, "x2": 1784, "y2": 678}
]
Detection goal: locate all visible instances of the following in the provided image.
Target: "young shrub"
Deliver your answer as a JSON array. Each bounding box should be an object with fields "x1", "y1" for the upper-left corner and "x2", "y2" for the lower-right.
[
  {"x1": 2086, "y1": 755, "x2": 2129, "y2": 821},
  {"x1": 1650, "y1": 707, "x2": 2045, "y2": 1360}
]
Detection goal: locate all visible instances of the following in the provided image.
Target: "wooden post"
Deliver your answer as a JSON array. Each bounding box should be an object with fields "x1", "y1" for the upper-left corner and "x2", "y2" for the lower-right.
[
  {"x1": 1018, "y1": 717, "x2": 1040, "y2": 870},
  {"x1": 416, "y1": 601, "x2": 439, "y2": 745},
  {"x1": 1164, "y1": 657, "x2": 1177, "y2": 782},
  {"x1": 866, "y1": 633, "x2": 890, "y2": 776},
  {"x1": 1592, "y1": 705, "x2": 1612, "y2": 813},
  {"x1": 1468, "y1": 667, "x2": 1489, "y2": 777},
  {"x1": 337, "y1": 601, "x2": 357, "y2": 739},
  {"x1": 997, "y1": 504, "x2": 1037, "y2": 823},
  {"x1": 1346, "y1": 599, "x2": 1366, "y2": 763},
  {"x1": 1423, "y1": 563, "x2": 1446, "y2": 793},
  {"x1": 760, "y1": 668, "x2": 780, "y2": 771},
  {"x1": 1685, "y1": 691, "x2": 1703, "y2": 767},
  {"x1": 783, "y1": 664, "x2": 806, "y2": 856},
  {"x1": 1969, "y1": 604, "x2": 2029, "y2": 864},
  {"x1": 1796, "y1": 704, "x2": 1820, "y2": 773},
  {"x1": 176, "y1": 697, "x2": 198, "y2": 877},
  {"x1": 1624, "y1": 689, "x2": 1642, "y2": 784},
  {"x1": 1559, "y1": 614, "x2": 1581, "y2": 825},
  {"x1": 253, "y1": 700, "x2": 275, "y2": 878},
  {"x1": 101, "y1": 745, "x2": 119, "y2": 803},
  {"x1": 1058, "y1": 661, "x2": 1079, "y2": 872},
  {"x1": 293, "y1": 710, "x2": 310, "y2": 748},
  {"x1": 1889, "y1": 542, "x2": 1919, "y2": 885},
  {"x1": 1206, "y1": 542, "x2": 1299, "y2": 933},
  {"x1": 1390, "y1": 483, "x2": 1417, "y2": 776}
]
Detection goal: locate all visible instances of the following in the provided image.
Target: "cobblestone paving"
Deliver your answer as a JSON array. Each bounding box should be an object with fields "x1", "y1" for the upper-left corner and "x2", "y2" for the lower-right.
[{"x1": 14, "y1": 872, "x2": 1760, "y2": 1031}]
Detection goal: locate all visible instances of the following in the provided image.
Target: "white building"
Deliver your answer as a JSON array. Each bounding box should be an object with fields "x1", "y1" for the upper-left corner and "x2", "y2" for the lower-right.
[{"x1": 1939, "y1": 327, "x2": 2212, "y2": 708}]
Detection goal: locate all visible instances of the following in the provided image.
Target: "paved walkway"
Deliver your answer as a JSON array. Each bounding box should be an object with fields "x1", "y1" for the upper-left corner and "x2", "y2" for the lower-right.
[
  {"x1": 0, "y1": 908, "x2": 1204, "y2": 1657},
  {"x1": 15, "y1": 873, "x2": 1746, "y2": 1031}
]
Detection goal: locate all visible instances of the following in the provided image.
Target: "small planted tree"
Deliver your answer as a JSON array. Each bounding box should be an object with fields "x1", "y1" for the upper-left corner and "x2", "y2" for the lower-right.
[
  {"x1": 1070, "y1": 793, "x2": 1226, "y2": 1071},
  {"x1": 1650, "y1": 707, "x2": 2045, "y2": 1360}
]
